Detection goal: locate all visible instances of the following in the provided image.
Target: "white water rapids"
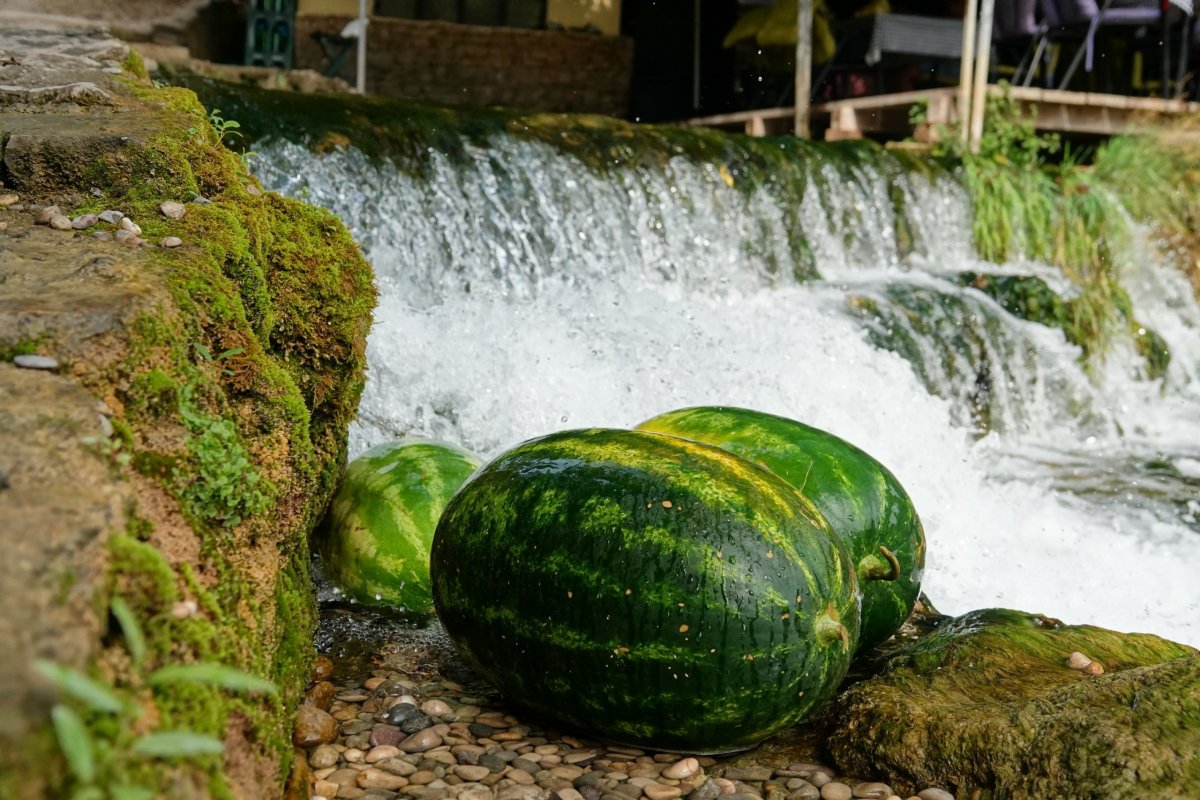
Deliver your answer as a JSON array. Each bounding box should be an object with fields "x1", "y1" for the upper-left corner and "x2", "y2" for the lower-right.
[{"x1": 255, "y1": 136, "x2": 1200, "y2": 647}]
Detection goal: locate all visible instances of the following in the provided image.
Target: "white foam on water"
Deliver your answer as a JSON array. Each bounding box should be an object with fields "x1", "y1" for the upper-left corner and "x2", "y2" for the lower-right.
[{"x1": 256, "y1": 137, "x2": 1200, "y2": 646}]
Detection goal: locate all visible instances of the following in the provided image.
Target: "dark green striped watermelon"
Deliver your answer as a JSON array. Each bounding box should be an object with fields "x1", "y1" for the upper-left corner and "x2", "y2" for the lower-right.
[
  {"x1": 321, "y1": 439, "x2": 481, "y2": 613},
  {"x1": 637, "y1": 407, "x2": 925, "y2": 651},
  {"x1": 431, "y1": 428, "x2": 860, "y2": 753}
]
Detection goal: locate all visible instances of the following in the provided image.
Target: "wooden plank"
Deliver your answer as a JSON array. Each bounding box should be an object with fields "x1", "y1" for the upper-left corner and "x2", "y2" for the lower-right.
[{"x1": 687, "y1": 84, "x2": 1200, "y2": 140}]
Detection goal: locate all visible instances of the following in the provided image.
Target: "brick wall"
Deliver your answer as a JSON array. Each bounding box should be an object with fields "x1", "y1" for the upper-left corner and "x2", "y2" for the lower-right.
[{"x1": 295, "y1": 16, "x2": 633, "y2": 117}]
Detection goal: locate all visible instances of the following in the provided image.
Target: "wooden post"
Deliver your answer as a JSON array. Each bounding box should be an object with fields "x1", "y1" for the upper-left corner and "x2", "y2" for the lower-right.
[
  {"x1": 356, "y1": 0, "x2": 368, "y2": 94},
  {"x1": 958, "y1": 0, "x2": 979, "y2": 146},
  {"x1": 795, "y1": 0, "x2": 813, "y2": 138},
  {"x1": 969, "y1": 0, "x2": 995, "y2": 152}
]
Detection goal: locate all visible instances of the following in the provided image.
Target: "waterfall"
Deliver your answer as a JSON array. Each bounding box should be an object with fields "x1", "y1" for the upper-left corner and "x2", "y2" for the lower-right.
[{"x1": 254, "y1": 131, "x2": 1200, "y2": 647}]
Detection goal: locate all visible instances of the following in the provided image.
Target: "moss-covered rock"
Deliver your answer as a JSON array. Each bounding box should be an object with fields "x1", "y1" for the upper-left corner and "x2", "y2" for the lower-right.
[
  {"x1": 0, "y1": 28, "x2": 374, "y2": 799},
  {"x1": 827, "y1": 608, "x2": 1198, "y2": 798}
]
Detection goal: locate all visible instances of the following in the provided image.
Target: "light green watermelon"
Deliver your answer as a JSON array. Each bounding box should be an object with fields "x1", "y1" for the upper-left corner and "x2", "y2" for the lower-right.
[
  {"x1": 637, "y1": 406, "x2": 925, "y2": 651},
  {"x1": 431, "y1": 428, "x2": 860, "y2": 753},
  {"x1": 321, "y1": 438, "x2": 480, "y2": 613}
]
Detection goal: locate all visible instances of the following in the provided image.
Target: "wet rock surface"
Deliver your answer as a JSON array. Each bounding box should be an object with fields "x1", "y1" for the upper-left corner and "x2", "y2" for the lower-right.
[{"x1": 828, "y1": 608, "x2": 1198, "y2": 798}]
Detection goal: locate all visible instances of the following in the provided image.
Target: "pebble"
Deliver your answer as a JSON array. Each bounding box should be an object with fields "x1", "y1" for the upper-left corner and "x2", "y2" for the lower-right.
[
  {"x1": 310, "y1": 744, "x2": 340, "y2": 769},
  {"x1": 662, "y1": 757, "x2": 700, "y2": 780},
  {"x1": 356, "y1": 768, "x2": 409, "y2": 790},
  {"x1": 916, "y1": 791, "x2": 955, "y2": 800},
  {"x1": 71, "y1": 213, "x2": 99, "y2": 229},
  {"x1": 161, "y1": 236, "x2": 183, "y2": 248},
  {"x1": 821, "y1": 783, "x2": 853, "y2": 800},
  {"x1": 0, "y1": 222, "x2": 7, "y2": 231},
  {"x1": 1083, "y1": 660, "x2": 1105, "y2": 676},
  {"x1": 190, "y1": 194, "x2": 212, "y2": 205},
  {"x1": 398, "y1": 728, "x2": 442, "y2": 753},
  {"x1": 294, "y1": 663, "x2": 948, "y2": 800},
  {"x1": 34, "y1": 205, "x2": 60, "y2": 224},
  {"x1": 92, "y1": 231, "x2": 113, "y2": 241},
  {"x1": 246, "y1": 183, "x2": 262, "y2": 196},
  {"x1": 421, "y1": 699, "x2": 452, "y2": 717},
  {"x1": 293, "y1": 706, "x2": 339, "y2": 747},
  {"x1": 98, "y1": 209, "x2": 124, "y2": 224},
  {"x1": 0, "y1": 193, "x2": 18, "y2": 206},
  {"x1": 13, "y1": 354, "x2": 59, "y2": 370},
  {"x1": 312, "y1": 655, "x2": 335, "y2": 681},
  {"x1": 49, "y1": 214, "x2": 72, "y2": 230},
  {"x1": 159, "y1": 200, "x2": 186, "y2": 220},
  {"x1": 119, "y1": 217, "x2": 141, "y2": 235},
  {"x1": 643, "y1": 783, "x2": 682, "y2": 800}
]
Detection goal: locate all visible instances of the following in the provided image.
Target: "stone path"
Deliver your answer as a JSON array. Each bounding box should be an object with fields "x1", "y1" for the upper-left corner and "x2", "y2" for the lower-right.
[{"x1": 294, "y1": 621, "x2": 955, "y2": 800}]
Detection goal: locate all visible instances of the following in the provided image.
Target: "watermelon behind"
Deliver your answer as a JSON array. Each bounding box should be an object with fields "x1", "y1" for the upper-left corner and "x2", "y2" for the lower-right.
[
  {"x1": 637, "y1": 406, "x2": 925, "y2": 651},
  {"x1": 431, "y1": 428, "x2": 860, "y2": 753},
  {"x1": 321, "y1": 439, "x2": 481, "y2": 613}
]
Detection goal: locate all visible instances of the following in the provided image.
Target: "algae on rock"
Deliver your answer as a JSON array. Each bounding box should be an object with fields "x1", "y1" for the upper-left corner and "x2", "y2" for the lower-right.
[{"x1": 828, "y1": 608, "x2": 1199, "y2": 799}]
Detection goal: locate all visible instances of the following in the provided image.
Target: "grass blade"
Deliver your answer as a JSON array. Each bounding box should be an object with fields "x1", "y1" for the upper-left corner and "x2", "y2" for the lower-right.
[
  {"x1": 147, "y1": 663, "x2": 277, "y2": 695},
  {"x1": 130, "y1": 731, "x2": 225, "y2": 758},
  {"x1": 34, "y1": 661, "x2": 125, "y2": 713},
  {"x1": 51, "y1": 704, "x2": 95, "y2": 783},
  {"x1": 109, "y1": 597, "x2": 146, "y2": 668}
]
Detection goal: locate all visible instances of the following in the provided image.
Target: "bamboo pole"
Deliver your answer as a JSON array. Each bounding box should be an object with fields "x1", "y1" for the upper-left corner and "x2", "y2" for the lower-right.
[
  {"x1": 968, "y1": 0, "x2": 995, "y2": 152},
  {"x1": 795, "y1": 0, "x2": 813, "y2": 138},
  {"x1": 957, "y1": 0, "x2": 979, "y2": 146}
]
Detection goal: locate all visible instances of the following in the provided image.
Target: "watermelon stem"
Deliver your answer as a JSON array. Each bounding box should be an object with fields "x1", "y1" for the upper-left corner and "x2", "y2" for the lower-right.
[
  {"x1": 858, "y1": 546, "x2": 901, "y2": 583},
  {"x1": 815, "y1": 603, "x2": 851, "y2": 652}
]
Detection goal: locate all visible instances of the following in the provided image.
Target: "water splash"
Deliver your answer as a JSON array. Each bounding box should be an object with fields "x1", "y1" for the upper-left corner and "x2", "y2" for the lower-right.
[{"x1": 256, "y1": 135, "x2": 1200, "y2": 646}]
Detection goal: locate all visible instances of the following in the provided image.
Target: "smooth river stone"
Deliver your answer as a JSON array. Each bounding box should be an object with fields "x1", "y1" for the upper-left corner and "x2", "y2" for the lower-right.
[
  {"x1": 662, "y1": 757, "x2": 700, "y2": 780},
  {"x1": 454, "y1": 764, "x2": 491, "y2": 781},
  {"x1": 643, "y1": 784, "x2": 683, "y2": 800},
  {"x1": 917, "y1": 791, "x2": 955, "y2": 800},
  {"x1": 820, "y1": 783, "x2": 853, "y2": 800},
  {"x1": 309, "y1": 744, "x2": 340, "y2": 769},
  {"x1": 398, "y1": 728, "x2": 442, "y2": 753},
  {"x1": 159, "y1": 200, "x2": 186, "y2": 219},
  {"x1": 356, "y1": 768, "x2": 409, "y2": 790},
  {"x1": 853, "y1": 783, "x2": 893, "y2": 799},
  {"x1": 292, "y1": 705, "x2": 338, "y2": 747}
]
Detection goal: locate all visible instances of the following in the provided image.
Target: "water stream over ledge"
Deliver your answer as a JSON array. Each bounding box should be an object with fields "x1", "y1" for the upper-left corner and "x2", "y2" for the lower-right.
[{"x1": 254, "y1": 131, "x2": 1200, "y2": 647}]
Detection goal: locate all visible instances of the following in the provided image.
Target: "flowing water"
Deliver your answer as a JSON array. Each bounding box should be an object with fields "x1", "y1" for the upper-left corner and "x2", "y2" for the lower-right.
[{"x1": 254, "y1": 131, "x2": 1200, "y2": 647}]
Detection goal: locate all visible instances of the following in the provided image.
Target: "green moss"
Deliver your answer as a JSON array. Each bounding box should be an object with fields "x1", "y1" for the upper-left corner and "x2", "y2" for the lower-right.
[
  {"x1": 39, "y1": 67, "x2": 374, "y2": 798},
  {"x1": 828, "y1": 608, "x2": 1198, "y2": 797},
  {"x1": 0, "y1": 337, "x2": 44, "y2": 361}
]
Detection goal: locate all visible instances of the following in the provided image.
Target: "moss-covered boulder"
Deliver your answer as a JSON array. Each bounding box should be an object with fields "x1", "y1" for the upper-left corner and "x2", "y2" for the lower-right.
[
  {"x1": 828, "y1": 608, "x2": 1199, "y2": 798},
  {"x1": 0, "y1": 27, "x2": 374, "y2": 799}
]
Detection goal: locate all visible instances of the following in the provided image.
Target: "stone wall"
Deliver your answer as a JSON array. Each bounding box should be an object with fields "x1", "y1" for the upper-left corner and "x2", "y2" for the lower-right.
[
  {"x1": 294, "y1": 16, "x2": 633, "y2": 116},
  {"x1": 0, "y1": 27, "x2": 373, "y2": 799}
]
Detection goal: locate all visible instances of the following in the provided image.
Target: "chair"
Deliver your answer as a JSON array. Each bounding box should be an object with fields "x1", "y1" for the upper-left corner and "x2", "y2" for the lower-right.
[
  {"x1": 992, "y1": 0, "x2": 1044, "y2": 85},
  {"x1": 1045, "y1": 0, "x2": 1164, "y2": 90}
]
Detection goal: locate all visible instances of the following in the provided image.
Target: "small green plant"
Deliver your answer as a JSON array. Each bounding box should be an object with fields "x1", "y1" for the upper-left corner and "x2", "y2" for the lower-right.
[
  {"x1": 36, "y1": 596, "x2": 276, "y2": 799},
  {"x1": 172, "y1": 345, "x2": 271, "y2": 531}
]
